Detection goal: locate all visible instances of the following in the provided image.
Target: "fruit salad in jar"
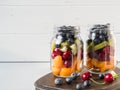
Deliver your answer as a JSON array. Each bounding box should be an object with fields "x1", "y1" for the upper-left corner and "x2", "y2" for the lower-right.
[
  {"x1": 51, "y1": 26, "x2": 83, "y2": 77},
  {"x1": 86, "y1": 24, "x2": 115, "y2": 73}
]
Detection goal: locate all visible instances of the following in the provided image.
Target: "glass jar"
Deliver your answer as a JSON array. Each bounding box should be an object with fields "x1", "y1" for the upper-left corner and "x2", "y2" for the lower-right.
[
  {"x1": 85, "y1": 23, "x2": 116, "y2": 74},
  {"x1": 50, "y1": 25, "x2": 83, "y2": 77}
]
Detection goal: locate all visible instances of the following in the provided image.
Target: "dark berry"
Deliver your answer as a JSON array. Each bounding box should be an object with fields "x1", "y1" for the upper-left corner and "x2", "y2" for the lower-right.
[
  {"x1": 62, "y1": 51, "x2": 72, "y2": 60},
  {"x1": 55, "y1": 39, "x2": 62, "y2": 45},
  {"x1": 99, "y1": 34, "x2": 105, "y2": 41},
  {"x1": 83, "y1": 80, "x2": 91, "y2": 87},
  {"x1": 104, "y1": 73, "x2": 113, "y2": 83},
  {"x1": 53, "y1": 48, "x2": 62, "y2": 55},
  {"x1": 68, "y1": 38, "x2": 74, "y2": 44},
  {"x1": 76, "y1": 83, "x2": 83, "y2": 90},
  {"x1": 103, "y1": 46, "x2": 114, "y2": 56},
  {"x1": 93, "y1": 38, "x2": 101, "y2": 45},
  {"x1": 54, "y1": 78, "x2": 63, "y2": 85},
  {"x1": 91, "y1": 33, "x2": 96, "y2": 40},
  {"x1": 71, "y1": 73, "x2": 78, "y2": 80},
  {"x1": 55, "y1": 44, "x2": 61, "y2": 48},
  {"x1": 99, "y1": 74, "x2": 105, "y2": 79},
  {"x1": 64, "y1": 60, "x2": 71, "y2": 68},
  {"x1": 65, "y1": 77, "x2": 72, "y2": 84},
  {"x1": 87, "y1": 39, "x2": 92, "y2": 45},
  {"x1": 56, "y1": 35, "x2": 63, "y2": 40},
  {"x1": 95, "y1": 33, "x2": 100, "y2": 38},
  {"x1": 51, "y1": 52, "x2": 57, "y2": 59},
  {"x1": 66, "y1": 32, "x2": 74, "y2": 38},
  {"x1": 56, "y1": 34, "x2": 66, "y2": 42},
  {"x1": 98, "y1": 53, "x2": 105, "y2": 61}
]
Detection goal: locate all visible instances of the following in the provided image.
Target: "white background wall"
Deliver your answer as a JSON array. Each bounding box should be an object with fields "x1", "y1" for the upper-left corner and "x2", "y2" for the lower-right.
[{"x1": 0, "y1": 0, "x2": 120, "y2": 90}]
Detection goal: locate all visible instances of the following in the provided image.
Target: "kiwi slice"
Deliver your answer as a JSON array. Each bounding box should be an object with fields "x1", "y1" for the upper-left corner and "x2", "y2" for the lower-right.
[
  {"x1": 61, "y1": 41, "x2": 69, "y2": 47},
  {"x1": 60, "y1": 46, "x2": 68, "y2": 52},
  {"x1": 70, "y1": 44, "x2": 77, "y2": 55},
  {"x1": 94, "y1": 41, "x2": 109, "y2": 51},
  {"x1": 51, "y1": 39, "x2": 55, "y2": 52}
]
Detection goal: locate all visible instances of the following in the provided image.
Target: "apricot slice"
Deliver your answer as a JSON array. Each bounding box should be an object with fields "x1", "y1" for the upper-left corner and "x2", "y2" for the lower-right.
[
  {"x1": 91, "y1": 58, "x2": 100, "y2": 68},
  {"x1": 86, "y1": 57, "x2": 93, "y2": 69},
  {"x1": 99, "y1": 59, "x2": 114, "y2": 72},
  {"x1": 53, "y1": 55, "x2": 63, "y2": 68},
  {"x1": 52, "y1": 66, "x2": 61, "y2": 76},
  {"x1": 60, "y1": 67, "x2": 71, "y2": 77}
]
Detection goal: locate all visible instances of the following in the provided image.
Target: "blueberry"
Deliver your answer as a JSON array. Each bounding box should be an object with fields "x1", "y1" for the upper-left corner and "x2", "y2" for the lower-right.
[
  {"x1": 87, "y1": 39, "x2": 92, "y2": 45},
  {"x1": 76, "y1": 83, "x2": 83, "y2": 90},
  {"x1": 56, "y1": 35, "x2": 63, "y2": 40},
  {"x1": 83, "y1": 80, "x2": 91, "y2": 87},
  {"x1": 56, "y1": 34, "x2": 66, "y2": 42},
  {"x1": 55, "y1": 39, "x2": 62, "y2": 45},
  {"x1": 93, "y1": 38, "x2": 101, "y2": 45},
  {"x1": 66, "y1": 33, "x2": 74, "y2": 39},
  {"x1": 95, "y1": 33, "x2": 100, "y2": 38},
  {"x1": 65, "y1": 77, "x2": 72, "y2": 84},
  {"x1": 71, "y1": 73, "x2": 78, "y2": 80},
  {"x1": 99, "y1": 74, "x2": 105, "y2": 79},
  {"x1": 91, "y1": 33, "x2": 96, "y2": 40},
  {"x1": 68, "y1": 38, "x2": 74, "y2": 44},
  {"x1": 54, "y1": 78, "x2": 62, "y2": 85},
  {"x1": 105, "y1": 35, "x2": 108, "y2": 41},
  {"x1": 55, "y1": 44, "x2": 61, "y2": 48},
  {"x1": 99, "y1": 34, "x2": 105, "y2": 41}
]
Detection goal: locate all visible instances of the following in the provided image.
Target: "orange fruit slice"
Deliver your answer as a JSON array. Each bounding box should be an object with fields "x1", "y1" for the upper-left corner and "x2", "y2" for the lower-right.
[
  {"x1": 52, "y1": 66, "x2": 61, "y2": 76},
  {"x1": 60, "y1": 67, "x2": 71, "y2": 77},
  {"x1": 53, "y1": 55, "x2": 63, "y2": 68},
  {"x1": 86, "y1": 57, "x2": 93, "y2": 69},
  {"x1": 99, "y1": 59, "x2": 114, "y2": 72}
]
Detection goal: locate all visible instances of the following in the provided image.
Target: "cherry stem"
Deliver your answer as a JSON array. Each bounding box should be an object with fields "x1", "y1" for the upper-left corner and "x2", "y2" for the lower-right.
[{"x1": 90, "y1": 78, "x2": 106, "y2": 85}]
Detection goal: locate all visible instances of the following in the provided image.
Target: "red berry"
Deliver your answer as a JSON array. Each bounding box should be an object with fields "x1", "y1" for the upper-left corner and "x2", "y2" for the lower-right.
[
  {"x1": 62, "y1": 51, "x2": 72, "y2": 60},
  {"x1": 54, "y1": 48, "x2": 63, "y2": 55},
  {"x1": 52, "y1": 53, "x2": 57, "y2": 59},
  {"x1": 52, "y1": 48, "x2": 63, "y2": 59},
  {"x1": 103, "y1": 46, "x2": 114, "y2": 56},
  {"x1": 104, "y1": 73, "x2": 113, "y2": 83},
  {"x1": 64, "y1": 60, "x2": 71, "y2": 68},
  {"x1": 98, "y1": 53, "x2": 105, "y2": 61},
  {"x1": 81, "y1": 72, "x2": 92, "y2": 81},
  {"x1": 103, "y1": 46, "x2": 110, "y2": 54}
]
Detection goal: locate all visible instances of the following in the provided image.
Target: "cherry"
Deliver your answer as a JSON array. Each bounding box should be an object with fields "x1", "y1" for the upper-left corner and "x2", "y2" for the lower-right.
[
  {"x1": 52, "y1": 52, "x2": 57, "y2": 59},
  {"x1": 103, "y1": 46, "x2": 114, "y2": 56},
  {"x1": 98, "y1": 53, "x2": 105, "y2": 61},
  {"x1": 81, "y1": 72, "x2": 92, "y2": 81},
  {"x1": 62, "y1": 51, "x2": 72, "y2": 60},
  {"x1": 64, "y1": 60, "x2": 71, "y2": 68},
  {"x1": 54, "y1": 48, "x2": 63, "y2": 55},
  {"x1": 104, "y1": 73, "x2": 113, "y2": 83}
]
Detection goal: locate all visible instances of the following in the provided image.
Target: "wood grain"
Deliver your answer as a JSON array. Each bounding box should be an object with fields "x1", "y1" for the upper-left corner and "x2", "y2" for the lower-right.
[{"x1": 34, "y1": 68, "x2": 120, "y2": 90}]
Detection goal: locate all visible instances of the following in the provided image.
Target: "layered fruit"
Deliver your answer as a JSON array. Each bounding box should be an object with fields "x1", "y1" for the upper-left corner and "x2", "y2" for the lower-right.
[
  {"x1": 51, "y1": 26, "x2": 83, "y2": 77},
  {"x1": 86, "y1": 24, "x2": 115, "y2": 73}
]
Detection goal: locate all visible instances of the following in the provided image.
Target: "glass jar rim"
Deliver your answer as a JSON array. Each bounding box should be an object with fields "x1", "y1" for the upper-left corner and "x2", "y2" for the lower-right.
[{"x1": 54, "y1": 25, "x2": 80, "y2": 34}]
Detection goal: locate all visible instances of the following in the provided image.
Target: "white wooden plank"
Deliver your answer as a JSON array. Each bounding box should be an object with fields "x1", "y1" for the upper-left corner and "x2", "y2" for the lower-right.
[
  {"x1": 0, "y1": 0, "x2": 120, "y2": 6},
  {"x1": 0, "y1": 34, "x2": 51, "y2": 61},
  {"x1": 0, "y1": 6, "x2": 120, "y2": 34},
  {"x1": 0, "y1": 63, "x2": 50, "y2": 90}
]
